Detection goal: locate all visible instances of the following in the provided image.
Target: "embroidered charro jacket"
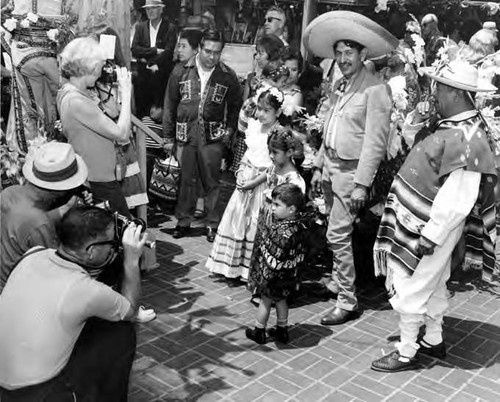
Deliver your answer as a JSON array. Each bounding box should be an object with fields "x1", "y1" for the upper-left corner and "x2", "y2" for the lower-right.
[{"x1": 162, "y1": 57, "x2": 243, "y2": 145}]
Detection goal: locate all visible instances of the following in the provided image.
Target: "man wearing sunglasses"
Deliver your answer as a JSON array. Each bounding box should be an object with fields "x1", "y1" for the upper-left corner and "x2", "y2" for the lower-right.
[
  {"x1": 0, "y1": 206, "x2": 148, "y2": 401},
  {"x1": 263, "y1": 6, "x2": 288, "y2": 45}
]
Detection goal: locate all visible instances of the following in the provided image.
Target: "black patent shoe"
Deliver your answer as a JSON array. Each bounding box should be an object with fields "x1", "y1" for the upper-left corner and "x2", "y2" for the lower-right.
[
  {"x1": 172, "y1": 226, "x2": 190, "y2": 239},
  {"x1": 417, "y1": 340, "x2": 447, "y2": 359},
  {"x1": 206, "y1": 227, "x2": 216, "y2": 242},
  {"x1": 268, "y1": 326, "x2": 289, "y2": 344},
  {"x1": 245, "y1": 327, "x2": 266, "y2": 344}
]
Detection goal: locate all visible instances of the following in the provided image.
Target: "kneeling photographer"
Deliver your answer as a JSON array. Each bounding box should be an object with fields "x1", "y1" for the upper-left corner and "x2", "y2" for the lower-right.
[
  {"x1": 57, "y1": 37, "x2": 133, "y2": 217},
  {"x1": 0, "y1": 205, "x2": 147, "y2": 401}
]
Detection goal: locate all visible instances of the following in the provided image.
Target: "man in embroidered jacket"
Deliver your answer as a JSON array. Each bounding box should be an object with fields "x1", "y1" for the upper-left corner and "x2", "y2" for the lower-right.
[
  {"x1": 311, "y1": 39, "x2": 392, "y2": 325},
  {"x1": 371, "y1": 61, "x2": 498, "y2": 372},
  {"x1": 163, "y1": 29, "x2": 243, "y2": 242}
]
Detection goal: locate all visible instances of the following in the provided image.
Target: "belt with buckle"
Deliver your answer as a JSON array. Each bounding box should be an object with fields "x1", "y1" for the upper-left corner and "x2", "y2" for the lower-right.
[{"x1": 325, "y1": 147, "x2": 339, "y2": 160}]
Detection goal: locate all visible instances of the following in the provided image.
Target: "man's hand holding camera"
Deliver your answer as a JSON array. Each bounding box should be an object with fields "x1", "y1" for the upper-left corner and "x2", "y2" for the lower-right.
[{"x1": 122, "y1": 223, "x2": 148, "y2": 267}]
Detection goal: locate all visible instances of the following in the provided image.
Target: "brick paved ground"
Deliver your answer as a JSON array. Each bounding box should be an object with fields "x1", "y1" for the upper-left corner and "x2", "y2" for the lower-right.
[{"x1": 129, "y1": 175, "x2": 500, "y2": 402}]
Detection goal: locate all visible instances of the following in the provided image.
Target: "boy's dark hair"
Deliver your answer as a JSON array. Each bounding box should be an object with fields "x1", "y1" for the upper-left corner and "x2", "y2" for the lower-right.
[
  {"x1": 200, "y1": 29, "x2": 225, "y2": 50},
  {"x1": 272, "y1": 183, "x2": 305, "y2": 212},
  {"x1": 57, "y1": 206, "x2": 114, "y2": 250},
  {"x1": 281, "y1": 47, "x2": 304, "y2": 73},
  {"x1": 268, "y1": 127, "x2": 296, "y2": 152},
  {"x1": 256, "y1": 34, "x2": 285, "y2": 62},
  {"x1": 180, "y1": 28, "x2": 203, "y2": 50},
  {"x1": 333, "y1": 39, "x2": 365, "y2": 53}
]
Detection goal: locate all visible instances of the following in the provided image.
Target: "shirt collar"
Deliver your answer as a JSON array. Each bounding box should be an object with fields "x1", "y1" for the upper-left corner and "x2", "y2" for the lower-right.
[
  {"x1": 149, "y1": 19, "x2": 162, "y2": 31},
  {"x1": 442, "y1": 110, "x2": 478, "y2": 122},
  {"x1": 195, "y1": 54, "x2": 215, "y2": 75}
]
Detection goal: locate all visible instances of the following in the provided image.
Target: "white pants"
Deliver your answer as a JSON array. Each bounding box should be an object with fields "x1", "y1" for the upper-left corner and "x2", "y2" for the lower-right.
[{"x1": 389, "y1": 221, "x2": 465, "y2": 358}]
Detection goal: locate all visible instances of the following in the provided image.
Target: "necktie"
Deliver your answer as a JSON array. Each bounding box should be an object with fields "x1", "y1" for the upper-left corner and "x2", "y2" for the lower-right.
[{"x1": 337, "y1": 78, "x2": 348, "y2": 94}]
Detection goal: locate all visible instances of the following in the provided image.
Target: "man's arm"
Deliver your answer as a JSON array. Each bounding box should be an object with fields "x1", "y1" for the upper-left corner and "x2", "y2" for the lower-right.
[
  {"x1": 224, "y1": 70, "x2": 244, "y2": 136},
  {"x1": 120, "y1": 223, "x2": 148, "y2": 320},
  {"x1": 419, "y1": 169, "x2": 481, "y2": 252},
  {"x1": 162, "y1": 65, "x2": 182, "y2": 142},
  {"x1": 354, "y1": 83, "x2": 392, "y2": 188},
  {"x1": 131, "y1": 24, "x2": 157, "y2": 59}
]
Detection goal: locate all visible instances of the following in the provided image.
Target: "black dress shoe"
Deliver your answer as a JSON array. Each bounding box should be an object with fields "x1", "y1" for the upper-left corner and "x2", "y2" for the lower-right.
[
  {"x1": 206, "y1": 227, "x2": 216, "y2": 242},
  {"x1": 267, "y1": 326, "x2": 289, "y2": 344},
  {"x1": 172, "y1": 226, "x2": 190, "y2": 239},
  {"x1": 417, "y1": 340, "x2": 446, "y2": 359},
  {"x1": 245, "y1": 327, "x2": 266, "y2": 344},
  {"x1": 320, "y1": 307, "x2": 360, "y2": 325}
]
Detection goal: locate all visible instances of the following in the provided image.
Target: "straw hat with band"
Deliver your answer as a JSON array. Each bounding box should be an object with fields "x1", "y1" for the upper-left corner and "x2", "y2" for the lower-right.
[
  {"x1": 420, "y1": 60, "x2": 497, "y2": 93},
  {"x1": 23, "y1": 142, "x2": 88, "y2": 191},
  {"x1": 142, "y1": 0, "x2": 165, "y2": 8},
  {"x1": 303, "y1": 11, "x2": 399, "y2": 59}
]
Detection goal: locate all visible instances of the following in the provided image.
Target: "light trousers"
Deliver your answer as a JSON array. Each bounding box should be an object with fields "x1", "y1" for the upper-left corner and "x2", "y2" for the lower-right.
[
  {"x1": 322, "y1": 156, "x2": 359, "y2": 311},
  {"x1": 390, "y1": 221, "x2": 465, "y2": 358}
]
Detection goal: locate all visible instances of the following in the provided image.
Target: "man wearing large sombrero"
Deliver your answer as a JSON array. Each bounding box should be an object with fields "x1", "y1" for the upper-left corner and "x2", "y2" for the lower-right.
[
  {"x1": 304, "y1": 11, "x2": 396, "y2": 325},
  {"x1": 371, "y1": 60, "x2": 498, "y2": 372}
]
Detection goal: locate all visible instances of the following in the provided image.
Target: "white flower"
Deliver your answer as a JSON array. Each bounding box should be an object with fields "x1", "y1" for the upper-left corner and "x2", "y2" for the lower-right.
[
  {"x1": 388, "y1": 76, "x2": 408, "y2": 112},
  {"x1": 20, "y1": 19, "x2": 30, "y2": 29},
  {"x1": 47, "y1": 29, "x2": 59, "y2": 42},
  {"x1": 375, "y1": 0, "x2": 388, "y2": 13},
  {"x1": 3, "y1": 18, "x2": 18, "y2": 32},
  {"x1": 268, "y1": 87, "x2": 284, "y2": 105},
  {"x1": 26, "y1": 12, "x2": 39, "y2": 23}
]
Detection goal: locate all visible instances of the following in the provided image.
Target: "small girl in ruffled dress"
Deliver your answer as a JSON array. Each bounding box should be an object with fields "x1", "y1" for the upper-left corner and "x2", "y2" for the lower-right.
[
  {"x1": 247, "y1": 128, "x2": 306, "y2": 306},
  {"x1": 206, "y1": 88, "x2": 285, "y2": 281}
]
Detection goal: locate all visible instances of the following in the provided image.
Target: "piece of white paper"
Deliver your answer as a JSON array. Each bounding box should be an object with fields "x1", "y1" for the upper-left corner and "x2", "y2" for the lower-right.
[{"x1": 99, "y1": 34, "x2": 116, "y2": 60}]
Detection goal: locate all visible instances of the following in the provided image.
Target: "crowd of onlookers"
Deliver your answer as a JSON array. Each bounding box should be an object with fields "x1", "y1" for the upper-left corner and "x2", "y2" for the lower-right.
[{"x1": 2, "y1": 1, "x2": 500, "y2": 399}]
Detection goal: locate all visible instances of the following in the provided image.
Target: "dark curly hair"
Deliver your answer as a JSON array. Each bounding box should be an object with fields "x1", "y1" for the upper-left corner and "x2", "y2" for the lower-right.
[{"x1": 267, "y1": 127, "x2": 296, "y2": 152}]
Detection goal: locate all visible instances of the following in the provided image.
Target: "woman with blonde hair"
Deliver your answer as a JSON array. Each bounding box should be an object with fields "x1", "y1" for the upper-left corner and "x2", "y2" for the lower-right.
[{"x1": 57, "y1": 37, "x2": 133, "y2": 216}]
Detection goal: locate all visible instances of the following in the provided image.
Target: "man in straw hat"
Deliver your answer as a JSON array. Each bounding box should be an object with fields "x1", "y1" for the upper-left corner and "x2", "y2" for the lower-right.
[
  {"x1": 304, "y1": 11, "x2": 397, "y2": 325},
  {"x1": 371, "y1": 60, "x2": 498, "y2": 372},
  {"x1": 0, "y1": 142, "x2": 88, "y2": 293},
  {"x1": 132, "y1": 0, "x2": 177, "y2": 118}
]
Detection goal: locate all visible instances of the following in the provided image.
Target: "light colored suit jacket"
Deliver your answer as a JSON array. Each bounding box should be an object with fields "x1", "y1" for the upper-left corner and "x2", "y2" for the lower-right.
[{"x1": 314, "y1": 66, "x2": 392, "y2": 187}]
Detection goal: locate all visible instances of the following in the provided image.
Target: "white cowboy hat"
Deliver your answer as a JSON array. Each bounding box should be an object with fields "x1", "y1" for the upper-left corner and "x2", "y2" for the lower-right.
[
  {"x1": 142, "y1": 0, "x2": 165, "y2": 8},
  {"x1": 303, "y1": 11, "x2": 399, "y2": 59},
  {"x1": 421, "y1": 60, "x2": 497, "y2": 92},
  {"x1": 23, "y1": 142, "x2": 88, "y2": 191}
]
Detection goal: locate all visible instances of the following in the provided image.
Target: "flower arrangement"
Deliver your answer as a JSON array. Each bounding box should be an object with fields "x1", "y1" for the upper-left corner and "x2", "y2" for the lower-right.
[
  {"x1": 1, "y1": 11, "x2": 76, "y2": 52},
  {"x1": 297, "y1": 113, "x2": 324, "y2": 152}
]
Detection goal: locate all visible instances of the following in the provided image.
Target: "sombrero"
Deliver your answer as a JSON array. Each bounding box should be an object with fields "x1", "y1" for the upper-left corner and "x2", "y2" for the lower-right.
[
  {"x1": 421, "y1": 60, "x2": 497, "y2": 93},
  {"x1": 23, "y1": 142, "x2": 88, "y2": 191},
  {"x1": 303, "y1": 11, "x2": 399, "y2": 59}
]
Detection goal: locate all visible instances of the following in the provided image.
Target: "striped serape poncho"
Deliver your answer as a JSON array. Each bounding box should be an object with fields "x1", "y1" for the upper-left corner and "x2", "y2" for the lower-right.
[{"x1": 374, "y1": 112, "x2": 498, "y2": 294}]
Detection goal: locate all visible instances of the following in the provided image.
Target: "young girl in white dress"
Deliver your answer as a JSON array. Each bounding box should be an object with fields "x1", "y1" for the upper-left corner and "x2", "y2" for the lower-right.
[{"x1": 206, "y1": 88, "x2": 285, "y2": 281}]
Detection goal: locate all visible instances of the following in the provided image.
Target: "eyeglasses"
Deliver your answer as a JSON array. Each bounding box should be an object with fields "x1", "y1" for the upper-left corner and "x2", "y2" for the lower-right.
[
  {"x1": 86, "y1": 238, "x2": 119, "y2": 251},
  {"x1": 266, "y1": 17, "x2": 282, "y2": 23}
]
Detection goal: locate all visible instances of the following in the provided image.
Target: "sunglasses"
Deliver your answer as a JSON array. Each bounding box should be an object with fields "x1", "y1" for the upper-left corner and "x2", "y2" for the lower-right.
[{"x1": 266, "y1": 17, "x2": 282, "y2": 23}]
